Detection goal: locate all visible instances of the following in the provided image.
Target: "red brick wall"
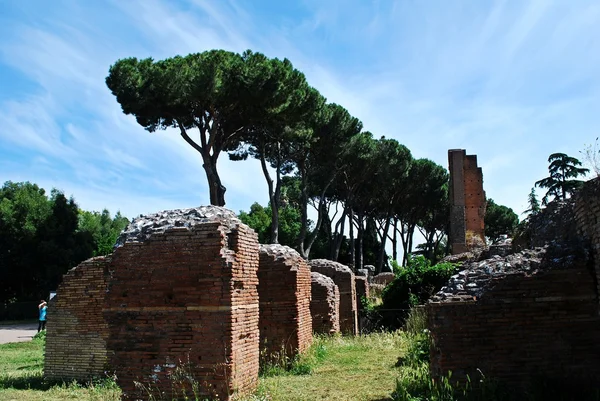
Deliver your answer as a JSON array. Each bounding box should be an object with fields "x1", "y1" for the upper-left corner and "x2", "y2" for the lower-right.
[
  {"x1": 310, "y1": 272, "x2": 340, "y2": 335},
  {"x1": 574, "y1": 179, "x2": 600, "y2": 297},
  {"x1": 355, "y1": 276, "x2": 369, "y2": 307},
  {"x1": 258, "y1": 244, "x2": 312, "y2": 358},
  {"x1": 103, "y1": 222, "x2": 260, "y2": 400},
  {"x1": 428, "y1": 266, "x2": 600, "y2": 386},
  {"x1": 448, "y1": 150, "x2": 486, "y2": 254},
  {"x1": 463, "y1": 155, "x2": 485, "y2": 239},
  {"x1": 45, "y1": 256, "x2": 111, "y2": 380},
  {"x1": 309, "y1": 259, "x2": 357, "y2": 335},
  {"x1": 371, "y1": 273, "x2": 394, "y2": 286}
]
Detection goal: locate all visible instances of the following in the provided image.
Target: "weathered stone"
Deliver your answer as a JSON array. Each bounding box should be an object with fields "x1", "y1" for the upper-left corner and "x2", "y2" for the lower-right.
[
  {"x1": 489, "y1": 237, "x2": 513, "y2": 257},
  {"x1": 45, "y1": 256, "x2": 111, "y2": 380},
  {"x1": 428, "y1": 179, "x2": 600, "y2": 388},
  {"x1": 47, "y1": 206, "x2": 260, "y2": 401},
  {"x1": 448, "y1": 149, "x2": 486, "y2": 254},
  {"x1": 309, "y1": 259, "x2": 358, "y2": 335},
  {"x1": 258, "y1": 244, "x2": 312, "y2": 359},
  {"x1": 310, "y1": 272, "x2": 340, "y2": 335},
  {"x1": 371, "y1": 272, "x2": 395, "y2": 286}
]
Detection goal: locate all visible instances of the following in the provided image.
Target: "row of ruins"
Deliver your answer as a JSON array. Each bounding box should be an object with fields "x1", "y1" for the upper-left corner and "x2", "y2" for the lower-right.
[
  {"x1": 44, "y1": 149, "x2": 600, "y2": 399},
  {"x1": 44, "y1": 207, "x2": 392, "y2": 400}
]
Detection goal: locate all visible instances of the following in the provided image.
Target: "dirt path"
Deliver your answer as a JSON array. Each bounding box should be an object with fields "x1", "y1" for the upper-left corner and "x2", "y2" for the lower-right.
[{"x1": 0, "y1": 323, "x2": 38, "y2": 344}]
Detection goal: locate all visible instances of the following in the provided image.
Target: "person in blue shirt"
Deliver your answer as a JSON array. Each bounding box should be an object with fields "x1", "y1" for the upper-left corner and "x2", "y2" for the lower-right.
[{"x1": 38, "y1": 300, "x2": 47, "y2": 332}]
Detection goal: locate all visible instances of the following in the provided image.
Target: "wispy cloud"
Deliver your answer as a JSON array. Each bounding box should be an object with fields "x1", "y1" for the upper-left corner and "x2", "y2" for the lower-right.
[{"x1": 0, "y1": 0, "x2": 599, "y2": 221}]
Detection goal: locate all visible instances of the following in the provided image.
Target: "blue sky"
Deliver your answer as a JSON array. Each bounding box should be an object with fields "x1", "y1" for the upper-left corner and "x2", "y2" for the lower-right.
[{"x1": 1, "y1": 0, "x2": 599, "y2": 221}]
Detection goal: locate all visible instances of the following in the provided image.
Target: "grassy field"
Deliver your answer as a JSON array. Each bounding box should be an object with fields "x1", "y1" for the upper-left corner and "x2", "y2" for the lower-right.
[{"x1": 0, "y1": 332, "x2": 406, "y2": 401}]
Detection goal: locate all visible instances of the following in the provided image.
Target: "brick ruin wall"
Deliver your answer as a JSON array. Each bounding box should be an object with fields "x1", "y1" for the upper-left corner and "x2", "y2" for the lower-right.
[
  {"x1": 104, "y1": 210, "x2": 260, "y2": 401},
  {"x1": 428, "y1": 264, "x2": 600, "y2": 385},
  {"x1": 258, "y1": 244, "x2": 312, "y2": 358},
  {"x1": 354, "y1": 276, "x2": 369, "y2": 307},
  {"x1": 310, "y1": 272, "x2": 340, "y2": 335},
  {"x1": 428, "y1": 179, "x2": 600, "y2": 387},
  {"x1": 448, "y1": 149, "x2": 486, "y2": 254},
  {"x1": 309, "y1": 259, "x2": 357, "y2": 335},
  {"x1": 45, "y1": 207, "x2": 261, "y2": 401},
  {"x1": 45, "y1": 256, "x2": 111, "y2": 380},
  {"x1": 573, "y1": 178, "x2": 600, "y2": 297}
]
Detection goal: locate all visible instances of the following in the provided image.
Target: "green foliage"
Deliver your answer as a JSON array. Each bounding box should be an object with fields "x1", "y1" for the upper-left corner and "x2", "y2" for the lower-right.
[
  {"x1": 259, "y1": 340, "x2": 328, "y2": 378},
  {"x1": 379, "y1": 256, "x2": 457, "y2": 330},
  {"x1": 523, "y1": 187, "x2": 541, "y2": 217},
  {"x1": 107, "y1": 49, "x2": 323, "y2": 207},
  {"x1": 484, "y1": 199, "x2": 519, "y2": 242},
  {"x1": 239, "y1": 202, "x2": 302, "y2": 247},
  {"x1": 78, "y1": 209, "x2": 129, "y2": 256},
  {"x1": 0, "y1": 181, "x2": 128, "y2": 303},
  {"x1": 535, "y1": 152, "x2": 589, "y2": 205},
  {"x1": 0, "y1": 182, "x2": 95, "y2": 302}
]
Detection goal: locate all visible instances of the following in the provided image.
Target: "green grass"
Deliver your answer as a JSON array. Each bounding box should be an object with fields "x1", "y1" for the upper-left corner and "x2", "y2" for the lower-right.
[
  {"x1": 0, "y1": 336, "x2": 121, "y2": 401},
  {"x1": 260, "y1": 332, "x2": 406, "y2": 401},
  {"x1": 0, "y1": 330, "x2": 409, "y2": 401}
]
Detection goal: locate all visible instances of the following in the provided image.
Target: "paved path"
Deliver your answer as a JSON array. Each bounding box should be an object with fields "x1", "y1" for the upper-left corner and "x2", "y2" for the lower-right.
[{"x1": 0, "y1": 323, "x2": 38, "y2": 344}]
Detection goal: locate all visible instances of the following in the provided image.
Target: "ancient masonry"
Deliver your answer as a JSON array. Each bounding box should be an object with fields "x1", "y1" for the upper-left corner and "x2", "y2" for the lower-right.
[
  {"x1": 45, "y1": 256, "x2": 111, "y2": 380},
  {"x1": 354, "y1": 276, "x2": 369, "y2": 308},
  {"x1": 258, "y1": 244, "x2": 312, "y2": 358},
  {"x1": 371, "y1": 272, "x2": 395, "y2": 286},
  {"x1": 310, "y1": 272, "x2": 340, "y2": 335},
  {"x1": 45, "y1": 207, "x2": 261, "y2": 401},
  {"x1": 427, "y1": 179, "x2": 600, "y2": 387},
  {"x1": 448, "y1": 149, "x2": 486, "y2": 254},
  {"x1": 309, "y1": 259, "x2": 358, "y2": 335}
]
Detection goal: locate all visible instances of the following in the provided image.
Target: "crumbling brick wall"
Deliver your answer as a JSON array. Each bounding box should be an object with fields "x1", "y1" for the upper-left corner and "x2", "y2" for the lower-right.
[
  {"x1": 428, "y1": 235, "x2": 600, "y2": 387},
  {"x1": 309, "y1": 259, "x2": 357, "y2": 335},
  {"x1": 355, "y1": 276, "x2": 369, "y2": 308},
  {"x1": 574, "y1": 178, "x2": 600, "y2": 297},
  {"x1": 258, "y1": 244, "x2": 312, "y2": 358},
  {"x1": 448, "y1": 149, "x2": 486, "y2": 254},
  {"x1": 310, "y1": 272, "x2": 340, "y2": 335},
  {"x1": 102, "y1": 207, "x2": 260, "y2": 401},
  {"x1": 45, "y1": 256, "x2": 111, "y2": 380},
  {"x1": 371, "y1": 272, "x2": 395, "y2": 286}
]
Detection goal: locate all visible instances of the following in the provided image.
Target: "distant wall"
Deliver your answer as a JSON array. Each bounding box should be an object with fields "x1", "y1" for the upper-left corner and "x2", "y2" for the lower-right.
[
  {"x1": 45, "y1": 257, "x2": 110, "y2": 380},
  {"x1": 310, "y1": 272, "x2": 340, "y2": 335},
  {"x1": 258, "y1": 244, "x2": 312, "y2": 358},
  {"x1": 309, "y1": 259, "x2": 358, "y2": 335},
  {"x1": 429, "y1": 178, "x2": 600, "y2": 387},
  {"x1": 428, "y1": 265, "x2": 600, "y2": 385},
  {"x1": 448, "y1": 149, "x2": 486, "y2": 254}
]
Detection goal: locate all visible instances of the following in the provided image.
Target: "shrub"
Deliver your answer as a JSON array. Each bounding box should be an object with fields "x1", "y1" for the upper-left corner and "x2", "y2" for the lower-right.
[{"x1": 377, "y1": 256, "x2": 457, "y2": 330}]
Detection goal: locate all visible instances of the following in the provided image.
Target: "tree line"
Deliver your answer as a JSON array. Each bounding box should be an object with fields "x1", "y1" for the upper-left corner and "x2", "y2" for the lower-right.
[
  {"x1": 0, "y1": 181, "x2": 128, "y2": 304},
  {"x1": 106, "y1": 49, "x2": 450, "y2": 272}
]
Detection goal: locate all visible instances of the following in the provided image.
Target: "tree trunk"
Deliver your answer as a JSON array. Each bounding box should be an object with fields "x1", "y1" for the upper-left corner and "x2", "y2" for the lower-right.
[
  {"x1": 356, "y1": 212, "x2": 364, "y2": 271},
  {"x1": 375, "y1": 217, "x2": 391, "y2": 274},
  {"x1": 331, "y1": 205, "x2": 348, "y2": 261},
  {"x1": 259, "y1": 151, "x2": 280, "y2": 244},
  {"x1": 392, "y1": 218, "x2": 398, "y2": 261},
  {"x1": 349, "y1": 207, "x2": 355, "y2": 269},
  {"x1": 202, "y1": 156, "x2": 226, "y2": 206}
]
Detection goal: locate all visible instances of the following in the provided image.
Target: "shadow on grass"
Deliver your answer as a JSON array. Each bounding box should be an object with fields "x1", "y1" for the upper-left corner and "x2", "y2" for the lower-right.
[
  {"x1": 0, "y1": 371, "x2": 52, "y2": 390},
  {"x1": 0, "y1": 371, "x2": 117, "y2": 392}
]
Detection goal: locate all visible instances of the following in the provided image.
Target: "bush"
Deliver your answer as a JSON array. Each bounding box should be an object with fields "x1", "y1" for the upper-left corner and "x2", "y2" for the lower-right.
[{"x1": 377, "y1": 256, "x2": 457, "y2": 330}]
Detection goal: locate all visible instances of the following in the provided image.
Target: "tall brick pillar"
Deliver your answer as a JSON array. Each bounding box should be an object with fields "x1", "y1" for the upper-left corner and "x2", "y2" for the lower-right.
[
  {"x1": 309, "y1": 259, "x2": 358, "y2": 335},
  {"x1": 103, "y1": 207, "x2": 260, "y2": 401},
  {"x1": 257, "y1": 244, "x2": 312, "y2": 359},
  {"x1": 448, "y1": 149, "x2": 486, "y2": 254}
]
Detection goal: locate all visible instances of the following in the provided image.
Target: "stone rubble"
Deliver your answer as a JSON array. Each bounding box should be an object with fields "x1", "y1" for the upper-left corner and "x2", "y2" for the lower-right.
[
  {"x1": 115, "y1": 206, "x2": 240, "y2": 247},
  {"x1": 432, "y1": 247, "x2": 546, "y2": 302}
]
